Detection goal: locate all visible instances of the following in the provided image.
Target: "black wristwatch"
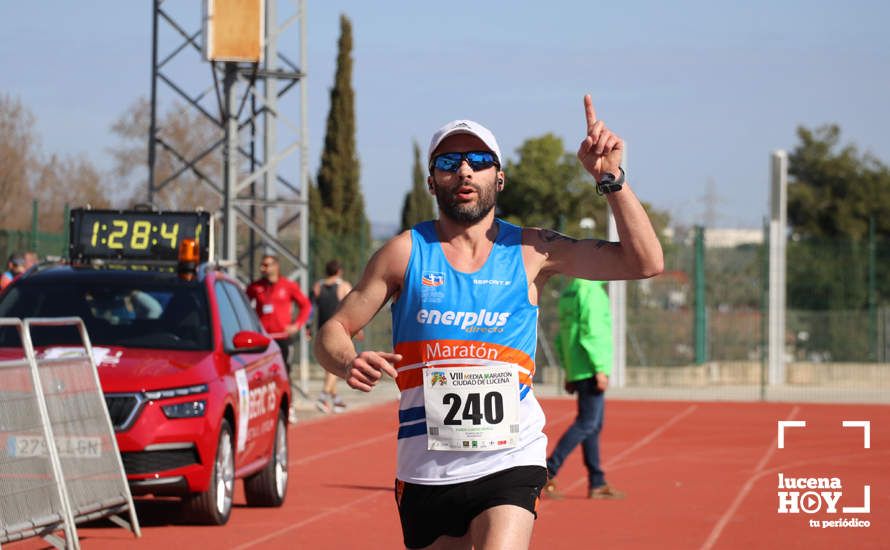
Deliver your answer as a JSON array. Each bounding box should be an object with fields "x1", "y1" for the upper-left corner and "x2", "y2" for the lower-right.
[{"x1": 596, "y1": 167, "x2": 625, "y2": 195}]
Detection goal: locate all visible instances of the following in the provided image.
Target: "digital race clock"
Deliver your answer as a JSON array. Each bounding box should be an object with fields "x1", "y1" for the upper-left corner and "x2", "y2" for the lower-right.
[{"x1": 69, "y1": 209, "x2": 211, "y2": 264}]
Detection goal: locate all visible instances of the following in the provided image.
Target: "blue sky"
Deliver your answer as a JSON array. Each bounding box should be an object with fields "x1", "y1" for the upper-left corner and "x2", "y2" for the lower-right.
[{"x1": 2, "y1": 1, "x2": 888, "y2": 229}]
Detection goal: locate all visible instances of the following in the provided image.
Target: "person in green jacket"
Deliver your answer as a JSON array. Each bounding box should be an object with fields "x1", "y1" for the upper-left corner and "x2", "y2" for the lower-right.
[{"x1": 543, "y1": 278, "x2": 625, "y2": 499}]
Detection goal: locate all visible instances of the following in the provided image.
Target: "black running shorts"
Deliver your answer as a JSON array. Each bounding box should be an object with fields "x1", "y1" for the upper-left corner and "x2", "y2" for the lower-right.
[{"x1": 394, "y1": 465, "x2": 547, "y2": 549}]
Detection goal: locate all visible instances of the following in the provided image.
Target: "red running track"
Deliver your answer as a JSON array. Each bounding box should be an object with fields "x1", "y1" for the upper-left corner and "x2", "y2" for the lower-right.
[{"x1": 10, "y1": 399, "x2": 889, "y2": 549}]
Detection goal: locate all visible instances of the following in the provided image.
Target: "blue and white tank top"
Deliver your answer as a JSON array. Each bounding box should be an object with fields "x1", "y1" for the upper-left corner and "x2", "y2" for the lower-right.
[{"x1": 391, "y1": 219, "x2": 547, "y2": 485}]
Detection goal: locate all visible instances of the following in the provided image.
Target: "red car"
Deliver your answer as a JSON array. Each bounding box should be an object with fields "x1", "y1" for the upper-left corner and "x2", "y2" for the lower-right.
[{"x1": 0, "y1": 210, "x2": 291, "y2": 525}]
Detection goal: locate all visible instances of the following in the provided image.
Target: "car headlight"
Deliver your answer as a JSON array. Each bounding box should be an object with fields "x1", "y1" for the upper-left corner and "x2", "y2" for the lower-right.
[
  {"x1": 161, "y1": 400, "x2": 207, "y2": 419},
  {"x1": 144, "y1": 384, "x2": 208, "y2": 400}
]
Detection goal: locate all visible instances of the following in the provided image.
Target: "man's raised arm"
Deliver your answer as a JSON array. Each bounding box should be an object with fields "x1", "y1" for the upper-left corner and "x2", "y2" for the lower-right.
[{"x1": 539, "y1": 95, "x2": 663, "y2": 281}]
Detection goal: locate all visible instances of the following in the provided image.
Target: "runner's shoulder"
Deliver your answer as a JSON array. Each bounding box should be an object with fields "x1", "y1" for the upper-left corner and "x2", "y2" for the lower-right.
[{"x1": 380, "y1": 229, "x2": 412, "y2": 259}]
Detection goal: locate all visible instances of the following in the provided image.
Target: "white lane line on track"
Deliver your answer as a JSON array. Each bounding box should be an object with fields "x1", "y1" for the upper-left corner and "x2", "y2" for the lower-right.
[
  {"x1": 700, "y1": 405, "x2": 800, "y2": 550},
  {"x1": 605, "y1": 404, "x2": 699, "y2": 467},
  {"x1": 231, "y1": 490, "x2": 384, "y2": 550},
  {"x1": 561, "y1": 403, "x2": 699, "y2": 494},
  {"x1": 291, "y1": 431, "x2": 393, "y2": 467}
]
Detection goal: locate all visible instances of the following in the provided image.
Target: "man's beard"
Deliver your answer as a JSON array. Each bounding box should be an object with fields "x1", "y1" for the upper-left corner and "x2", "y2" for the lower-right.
[{"x1": 433, "y1": 180, "x2": 498, "y2": 225}]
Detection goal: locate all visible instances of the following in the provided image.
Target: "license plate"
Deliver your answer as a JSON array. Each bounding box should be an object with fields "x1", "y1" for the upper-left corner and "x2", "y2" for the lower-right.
[{"x1": 7, "y1": 435, "x2": 102, "y2": 458}]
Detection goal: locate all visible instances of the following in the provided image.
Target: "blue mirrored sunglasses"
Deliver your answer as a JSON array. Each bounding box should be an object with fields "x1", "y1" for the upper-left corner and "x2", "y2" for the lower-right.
[{"x1": 431, "y1": 151, "x2": 498, "y2": 172}]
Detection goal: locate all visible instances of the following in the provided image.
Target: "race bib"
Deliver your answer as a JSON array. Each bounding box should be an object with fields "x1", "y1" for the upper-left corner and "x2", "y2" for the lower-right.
[{"x1": 423, "y1": 364, "x2": 520, "y2": 451}]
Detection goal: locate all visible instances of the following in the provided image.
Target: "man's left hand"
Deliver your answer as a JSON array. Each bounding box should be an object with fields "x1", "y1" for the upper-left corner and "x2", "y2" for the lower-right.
[
  {"x1": 285, "y1": 323, "x2": 301, "y2": 336},
  {"x1": 577, "y1": 94, "x2": 623, "y2": 182},
  {"x1": 595, "y1": 372, "x2": 609, "y2": 392}
]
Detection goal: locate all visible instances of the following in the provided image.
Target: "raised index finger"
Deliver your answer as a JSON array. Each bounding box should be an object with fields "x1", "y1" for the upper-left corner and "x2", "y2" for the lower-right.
[{"x1": 584, "y1": 94, "x2": 598, "y2": 134}]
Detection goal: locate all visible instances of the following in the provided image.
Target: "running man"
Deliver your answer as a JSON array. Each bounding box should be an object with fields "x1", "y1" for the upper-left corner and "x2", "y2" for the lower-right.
[
  {"x1": 314, "y1": 95, "x2": 663, "y2": 549},
  {"x1": 311, "y1": 259, "x2": 362, "y2": 413}
]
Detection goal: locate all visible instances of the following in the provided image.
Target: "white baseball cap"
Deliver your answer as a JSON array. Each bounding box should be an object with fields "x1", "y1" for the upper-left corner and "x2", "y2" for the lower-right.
[{"x1": 428, "y1": 119, "x2": 502, "y2": 168}]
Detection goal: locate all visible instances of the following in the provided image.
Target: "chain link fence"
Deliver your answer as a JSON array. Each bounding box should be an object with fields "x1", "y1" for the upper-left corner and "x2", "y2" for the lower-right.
[
  {"x1": 532, "y1": 229, "x2": 890, "y2": 403},
  {"x1": 0, "y1": 229, "x2": 66, "y2": 265},
  {"x1": 237, "y1": 222, "x2": 890, "y2": 405}
]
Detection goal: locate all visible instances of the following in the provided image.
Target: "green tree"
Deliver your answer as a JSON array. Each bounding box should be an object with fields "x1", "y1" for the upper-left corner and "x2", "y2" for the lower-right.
[
  {"x1": 308, "y1": 175, "x2": 334, "y2": 280},
  {"x1": 788, "y1": 124, "x2": 890, "y2": 240},
  {"x1": 785, "y1": 124, "x2": 890, "y2": 359},
  {"x1": 499, "y1": 134, "x2": 602, "y2": 234},
  {"x1": 400, "y1": 141, "x2": 435, "y2": 231},
  {"x1": 786, "y1": 125, "x2": 890, "y2": 308},
  {"x1": 311, "y1": 14, "x2": 370, "y2": 282}
]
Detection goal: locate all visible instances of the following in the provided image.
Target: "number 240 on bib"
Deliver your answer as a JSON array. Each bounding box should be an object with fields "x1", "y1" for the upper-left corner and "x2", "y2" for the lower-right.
[{"x1": 422, "y1": 364, "x2": 520, "y2": 451}]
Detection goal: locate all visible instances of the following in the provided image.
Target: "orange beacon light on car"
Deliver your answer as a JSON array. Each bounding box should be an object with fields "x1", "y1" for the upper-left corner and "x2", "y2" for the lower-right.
[{"x1": 178, "y1": 238, "x2": 199, "y2": 280}]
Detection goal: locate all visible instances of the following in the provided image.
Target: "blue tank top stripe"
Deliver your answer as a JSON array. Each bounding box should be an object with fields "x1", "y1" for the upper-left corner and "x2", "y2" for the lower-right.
[
  {"x1": 398, "y1": 406, "x2": 426, "y2": 424},
  {"x1": 397, "y1": 421, "x2": 428, "y2": 439}
]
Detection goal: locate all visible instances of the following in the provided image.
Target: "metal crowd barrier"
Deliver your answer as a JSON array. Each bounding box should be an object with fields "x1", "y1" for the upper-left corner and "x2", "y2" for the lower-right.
[{"x1": 0, "y1": 317, "x2": 141, "y2": 549}]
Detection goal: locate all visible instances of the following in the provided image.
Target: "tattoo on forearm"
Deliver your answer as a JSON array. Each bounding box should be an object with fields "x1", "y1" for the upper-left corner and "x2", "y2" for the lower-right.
[{"x1": 541, "y1": 229, "x2": 578, "y2": 243}]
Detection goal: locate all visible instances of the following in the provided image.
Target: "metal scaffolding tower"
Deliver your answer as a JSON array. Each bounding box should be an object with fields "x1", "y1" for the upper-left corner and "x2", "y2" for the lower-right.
[{"x1": 148, "y1": 0, "x2": 311, "y2": 386}]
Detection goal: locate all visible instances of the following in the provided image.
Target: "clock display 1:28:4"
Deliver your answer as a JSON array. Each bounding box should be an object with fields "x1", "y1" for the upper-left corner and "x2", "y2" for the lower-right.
[{"x1": 90, "y1": 220, "x2": 181, "y2": 250}]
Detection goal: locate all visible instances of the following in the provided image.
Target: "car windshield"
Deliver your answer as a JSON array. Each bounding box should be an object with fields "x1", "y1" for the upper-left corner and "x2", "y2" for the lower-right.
[{"x1": 0, "y1": 280, "x2": 212, "y2": 351}]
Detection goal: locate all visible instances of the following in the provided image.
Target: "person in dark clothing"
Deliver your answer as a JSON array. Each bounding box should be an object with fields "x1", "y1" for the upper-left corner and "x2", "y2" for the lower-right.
[{"x1": 311, "y1": 259, "x2": 361, "y2": 413}]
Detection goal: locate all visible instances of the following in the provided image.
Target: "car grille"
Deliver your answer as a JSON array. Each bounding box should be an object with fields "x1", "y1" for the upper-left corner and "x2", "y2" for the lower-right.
[
  {"x1": 103, "y1": 394, "x2": 143, "y2": 430},
  {"x1": 121, "y1": 448, "x2": 200, "y2": 474}
]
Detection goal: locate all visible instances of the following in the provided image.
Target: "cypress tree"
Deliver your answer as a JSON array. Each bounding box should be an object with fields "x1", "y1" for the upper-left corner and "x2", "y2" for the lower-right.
[
  {"x1": 312, "y1": 14, "x2": 369, "y2": 282},
  {"x1": 400, "y1": 141, "x2": 436, "y2": 231},
  {"x1": 308, "y1": 177, "x2": 330, "y2": 281}
]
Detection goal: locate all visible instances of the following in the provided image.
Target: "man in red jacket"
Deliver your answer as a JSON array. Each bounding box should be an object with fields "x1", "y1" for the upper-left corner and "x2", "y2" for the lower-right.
[{"x1": 246, "y1": 254, "x2": 312, "y2": 381}]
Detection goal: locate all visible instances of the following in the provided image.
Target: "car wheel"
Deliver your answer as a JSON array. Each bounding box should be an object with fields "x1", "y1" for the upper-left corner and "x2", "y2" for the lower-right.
[
  {"x1": 244, "y1": 409, "x2": 288, "y2": 507},
  {"x1": 184, "y1": 418, "x2": 235, "y2": 524}
]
